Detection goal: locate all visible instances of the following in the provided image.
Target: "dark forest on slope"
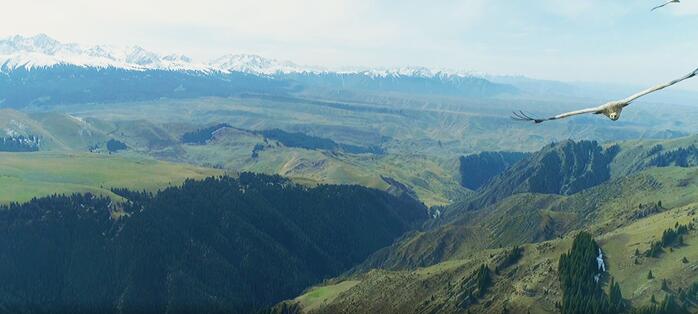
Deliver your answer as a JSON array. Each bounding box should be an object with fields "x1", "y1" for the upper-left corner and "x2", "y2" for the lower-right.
[
  {"x1": 256, "y1": 128, "x2": 385, "y2": 154},
  {"x1": 0, "y1": 174, "x2": 427, "y2": 313},
  {"x1": 468, "y1": 140, "x2": 620, "y2": 208},
  {"x1": 458, "y1": 151, "x2": 529, "y2": 190}
]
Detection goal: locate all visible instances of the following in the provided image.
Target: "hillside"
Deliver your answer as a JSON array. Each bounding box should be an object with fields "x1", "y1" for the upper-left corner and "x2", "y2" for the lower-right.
[
  {"x1": 363, "y1": 134, "x2": 698, "y2": 271},
  {"x1": 276, "y1": 166, "x2": 698, "y2": 313},
  {"x1": 0, "y1": 174, "x2": 427, "y2": 313},
  {"x1": 0, "y1": 152, "x2": 220, "y2": 203},
  {"x1": 269, "y1": 132, "x2": 698, "y2": 313},
  {"x1": 467, "y1": 140, "x2": 620, "y2": 208},
  {"x1": 458, "y1": 151, "x2": 530, "y2": 190}
]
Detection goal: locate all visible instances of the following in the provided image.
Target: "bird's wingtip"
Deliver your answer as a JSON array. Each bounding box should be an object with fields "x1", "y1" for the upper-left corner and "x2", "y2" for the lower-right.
[{"x1": 511, "y1": 111, "x2": 545, "y2": 124}]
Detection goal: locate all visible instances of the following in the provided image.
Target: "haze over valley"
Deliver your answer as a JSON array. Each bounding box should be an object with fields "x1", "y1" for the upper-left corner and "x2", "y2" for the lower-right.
[{"x1": 2, "y1": 1, "x2": 698, "y2": 313}]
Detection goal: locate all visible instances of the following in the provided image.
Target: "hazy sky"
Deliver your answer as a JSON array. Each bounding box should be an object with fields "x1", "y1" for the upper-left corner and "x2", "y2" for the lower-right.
[{"x1": 2, "y1": 0, "x2": 697, "y2": 90}]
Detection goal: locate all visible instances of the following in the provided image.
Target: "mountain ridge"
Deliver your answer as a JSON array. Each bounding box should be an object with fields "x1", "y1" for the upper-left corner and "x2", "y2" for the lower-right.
[{"x1": 0, "y1": 34, "x2": 488, "y2": 79}]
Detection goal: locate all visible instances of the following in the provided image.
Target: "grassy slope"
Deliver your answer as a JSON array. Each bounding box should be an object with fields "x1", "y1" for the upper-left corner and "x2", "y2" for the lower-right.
[
  {"x1": 610, "y1": 134, "x2": 698, "y2": 178},
  {"x1": 180, "y1": 128, "x2": 467, "y2": 207},
  {"x1": 283, "y1": 166, "x2": 698, "y2": 313},
  {"x1": 0, "y1": 152, "x2": 221, "y2": 203},
  {"x1": 2, "y1": 107, "x2": 466, "y2": 207},
  {"x1": 19, "y1": 95, "x2": 698, "y2": 208},
  {"x1": 295, "y1": 280, "x2": 361, "y2": 312}
]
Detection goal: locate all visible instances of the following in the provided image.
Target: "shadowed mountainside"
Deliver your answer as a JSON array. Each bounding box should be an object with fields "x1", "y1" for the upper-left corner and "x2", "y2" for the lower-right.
[
  {"x1": 458, "y1": 151, "x2": 530, "y2": 190},
  {"x1": 467, "y1": 140, "x2": 620, "y2": 209},
  {"x1": 0, "y1": 174, "x2": 427, "y2": 313}
]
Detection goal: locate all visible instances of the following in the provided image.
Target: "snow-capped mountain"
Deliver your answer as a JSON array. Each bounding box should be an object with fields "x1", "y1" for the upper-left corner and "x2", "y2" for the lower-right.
[
  {"x1": 0, "y1": 34, "x2": 322, "y2": 74},
  {"x1": 0, "y1": 34, "x2": 481, "y2": 78},
  {"x1": 0, "y1": 34, "x2": 516, "y2": 108},
  {"x1": 210, "y1": 54, "x2": 319, "y2": 75},
  {"x1": 0, "y1": 34, "x2": 212, "y2": 72}
]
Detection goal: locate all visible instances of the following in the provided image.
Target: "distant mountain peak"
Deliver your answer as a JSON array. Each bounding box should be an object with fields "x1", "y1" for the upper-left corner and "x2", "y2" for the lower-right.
[
  {"x1": 210, "y1": 53, "x2": 315, "y2": 75},
  {"x1": 0, "y1": 34, "x2": 62, "y2": 55},
  {"x1": 0, "y1": 34, "x2": 484, "y2": 79},
  {"x1": 0, "y1": 34, "x2": 208, "y2": 72}
]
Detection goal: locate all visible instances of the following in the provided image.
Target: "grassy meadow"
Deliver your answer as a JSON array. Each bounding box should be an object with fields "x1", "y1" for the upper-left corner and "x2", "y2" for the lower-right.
[{"x1": 0, "y1": 152, "x2": 222, "y2": 203}]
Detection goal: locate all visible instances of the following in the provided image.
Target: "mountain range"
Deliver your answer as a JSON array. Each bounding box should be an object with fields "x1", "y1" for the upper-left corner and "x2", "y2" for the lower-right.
[
  {"x1": 4, "y1": 34, "x2": 698, "y2": 110},
  {"x1": 0, "y1": 34, "x2": 519, "y2": 108},
  {"x1": 0, "y1": 34, "x2": 481, "y2": 78}
]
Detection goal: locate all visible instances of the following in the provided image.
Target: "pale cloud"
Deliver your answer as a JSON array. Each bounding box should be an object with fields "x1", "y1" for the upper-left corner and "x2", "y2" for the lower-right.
[
  {"x1": 1, "y1": 0, "x2": 696, "y2": 90},
  {"x1": 669, "y1": 1, "x2": 698, "y2": 15}
]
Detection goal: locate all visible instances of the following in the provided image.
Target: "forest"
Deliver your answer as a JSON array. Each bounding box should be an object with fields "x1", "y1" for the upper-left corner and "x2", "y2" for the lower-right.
[
  {"x1": 181, "y1": 123, "x2": 232, "y2": 144},
  {"x1": 0, "y1": 174, "x2": 427, "y2": 313}
]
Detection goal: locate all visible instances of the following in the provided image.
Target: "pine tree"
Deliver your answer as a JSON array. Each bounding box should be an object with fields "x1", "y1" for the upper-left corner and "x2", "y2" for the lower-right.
[
  {"x1": 678, "y1": 287, "x2": 686, "y2": 301},
  {"x1": 475, "y1": 264, "x2": 492, "y2": 297},
  {"x1": 558, "y1": 232, "x2": 614, "y2": 314},
  {"x1": 608, "y1": 277, "x2": 625, "y2": 313},
  {"x1": 648, "y1": 270, "x2": 654, "y2": 280}
]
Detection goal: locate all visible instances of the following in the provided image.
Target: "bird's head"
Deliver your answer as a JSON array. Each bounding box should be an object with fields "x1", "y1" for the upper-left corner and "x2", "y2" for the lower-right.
[{"x1": 604, "y1": 106, "x2": 622, "y2": 121}]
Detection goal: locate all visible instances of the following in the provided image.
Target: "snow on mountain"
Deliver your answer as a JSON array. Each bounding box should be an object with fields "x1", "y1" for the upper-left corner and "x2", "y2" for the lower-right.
[
  {"x1": 350, "y1": 66, "x2": 476, "y2": 79},
  {"x1": 0, "y1": 34, "x2": 212, "y2": 72},
  {"x1": 0, "y1": 34, "x2": 478, "y2": 79},
  {"x1": 210, "y1": 54, "x2": 320, "y2": 75}
]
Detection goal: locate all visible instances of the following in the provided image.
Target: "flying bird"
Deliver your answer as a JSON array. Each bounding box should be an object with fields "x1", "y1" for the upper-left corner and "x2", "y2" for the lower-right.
[
  {"x1": 652, "y1": 0, "x2": 680, "y2": 11},
  {"x1": 512, "y1": 67, "x2": 698, "y2": 124}
]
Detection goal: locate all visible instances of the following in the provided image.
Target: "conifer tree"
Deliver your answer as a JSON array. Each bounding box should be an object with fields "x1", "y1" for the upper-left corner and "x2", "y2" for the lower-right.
[{"x1": 558, "y1": 232, "x2": 617, "y2": 314}]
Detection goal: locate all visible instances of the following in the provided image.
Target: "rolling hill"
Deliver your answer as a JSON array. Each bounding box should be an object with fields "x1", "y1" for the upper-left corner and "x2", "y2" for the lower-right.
[{"x1": 272, "y1": 135, "x2": 698, "y2": 313}]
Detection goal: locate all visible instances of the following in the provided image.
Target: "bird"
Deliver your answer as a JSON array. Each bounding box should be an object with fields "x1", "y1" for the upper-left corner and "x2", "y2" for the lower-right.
[
  {"x1": 651, "y1": 0, "x2": 680, "y2": 11},
  {"x1": 512, "y1": 67, "x2": 698, "y2": 124}
]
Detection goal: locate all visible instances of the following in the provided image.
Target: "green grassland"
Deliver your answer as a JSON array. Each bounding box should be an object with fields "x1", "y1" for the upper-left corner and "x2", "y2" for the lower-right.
[
  {"x1": 295, "y1": 280, "x2": 361, "y2": 312},
  {"x1": 58, "y1": 95, "x2": 698, "y2": 155},
  {"x1": 281, "y1": 165, "x2": 698, "y2": 313},
  {"x1": 1, "y1": 107, "x2": 467, "y2": 207},
  {"x1": 10, "y1": 92, "x2": 698, "y2": 208},
  {"x1": 181, "y1": 129, "x2": 468, "y2": 206},
  {"x1": 0, "y1": 152, "x2": 222, "y2": 203}
]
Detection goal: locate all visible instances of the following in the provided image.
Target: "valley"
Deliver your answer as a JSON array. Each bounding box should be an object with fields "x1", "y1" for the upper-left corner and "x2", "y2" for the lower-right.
[
  {"x1": 2, "y1": 33, "x2": 698, "y2": 314},
  {"x1": 278, "y1": 163, "x2": 698, "y2": 313}
]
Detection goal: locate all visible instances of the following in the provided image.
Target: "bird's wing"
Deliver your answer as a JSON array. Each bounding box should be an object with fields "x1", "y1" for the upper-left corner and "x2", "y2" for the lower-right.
[
  {"x1": 620, "y1": 67, "x2": 698, "y2": 105},
  {"x1": 512, "y1": 106, "x2": 603, "y2": 124},
  {"x1": 651, "y1": 0, "x2": 672, "y2": 10}
]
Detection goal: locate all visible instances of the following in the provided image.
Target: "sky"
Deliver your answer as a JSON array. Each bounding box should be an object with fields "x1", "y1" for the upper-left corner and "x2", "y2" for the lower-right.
[{"x1": 1, "y1": 0, "x2": 697, "y2": 90}]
